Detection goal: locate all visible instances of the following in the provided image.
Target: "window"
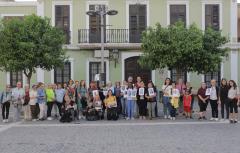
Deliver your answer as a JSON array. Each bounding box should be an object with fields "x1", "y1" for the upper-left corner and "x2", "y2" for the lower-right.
[
  {"x1": 205, "y1": 4, "x2": 219, "y2": 30},
  {"x1": 10, "y1": 71, "x2": 23, "y2": 88},
  {"x1": 170, "y1": 69, "x2": 187, "y2": 83},
  {"x1": 54, "y1": 62, "x2": 71, "y2": 84},
  {"x1": 55, "y1": 5, "x2": 70, "y2": 44},
  {"x1": 170, "y1": 5, "x2": 186, "y2": 25},
  {"x1": 89, "y1": 5, "x2": 106, "y2": 43},
  {"x1": 129, "y1": 4, "x2": 147, "y2": 43},
  {"x1": 89, "y1": 62, "x2": 106, "y2": 85}
]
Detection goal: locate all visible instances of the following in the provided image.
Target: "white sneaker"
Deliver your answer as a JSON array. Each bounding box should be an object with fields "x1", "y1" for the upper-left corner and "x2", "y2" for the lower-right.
[
  {"x1": 210, "y1": 118, "x2": 215, "y2": 121},
  {"x1": 32, "y1": 119, "x2": 37, "y2": 122},
  {"x1": 170, "y1": 117, "x2": 173, "y2": 120},
  {"x1": 126, "y1": 117, "x2": 130, "y2": 120},
  {"x1": 131, "y1": 118, "x2": 135, "y2": 120},
  {"x1": 3, "y1": 119, "x2": 6, "y2": 123},
  {"x1": 47, "y1": 117, "x2": 53, "y2": 121},
  {"x1": 215, "y1": 118, "x2": 219, "y2": 121},
  {"x1": 164, "y1": 115, "x2": 167, "y2": 119},
  {"x1": 220, "y1": 119, "x2": 225, "y2": 122},
  {"x1": 5, "y1": 119, "x2": 8, "y2": 123},
  {"x1": 168, "y1": 115, "x2": 171, "y2": 119},
  {"x1": 173, "y1": 117, "x2": 176, "y2": 120}
]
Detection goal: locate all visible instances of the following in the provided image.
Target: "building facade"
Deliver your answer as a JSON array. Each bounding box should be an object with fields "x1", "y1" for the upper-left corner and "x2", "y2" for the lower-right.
[{"x1": 0, "y1": 0, "x2": 239, "y2": 90}]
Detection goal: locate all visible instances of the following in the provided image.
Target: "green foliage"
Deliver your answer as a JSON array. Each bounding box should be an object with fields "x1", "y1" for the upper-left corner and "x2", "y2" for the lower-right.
[
  {"x1": 139, "y1": 21, "x2": 229, "y2": 74},
  {"x1": 0, "y1": 14, "x2": 67, "y2": 83}
]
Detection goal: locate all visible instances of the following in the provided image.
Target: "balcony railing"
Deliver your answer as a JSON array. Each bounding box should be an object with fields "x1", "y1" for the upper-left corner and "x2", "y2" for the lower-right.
[{"x1": 78, "y1": 29, "x2": 143, "y2": 43}]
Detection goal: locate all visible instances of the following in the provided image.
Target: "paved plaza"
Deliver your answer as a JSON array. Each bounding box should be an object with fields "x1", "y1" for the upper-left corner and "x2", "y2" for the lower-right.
[{"x1": 0, "y1": 112, "x2": 240, "y2": 153}]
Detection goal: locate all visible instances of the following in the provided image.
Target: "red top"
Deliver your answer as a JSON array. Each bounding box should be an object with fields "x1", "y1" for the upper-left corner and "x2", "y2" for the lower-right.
[{"x1": 183, "y1": 95, "x2": 192, "y2": 107}]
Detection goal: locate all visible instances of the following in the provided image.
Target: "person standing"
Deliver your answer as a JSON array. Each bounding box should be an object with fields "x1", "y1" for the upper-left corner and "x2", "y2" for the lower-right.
[
  {"x1": 29, "y1": 85, "x2": 38, "y2": 121},
  {"x1": 185, "y1": 82, "x2": 194, "y2": 114},
  {"x1": 126, "y1": 83, "x2": 134, "y2": 120},
  {"x1": 197, "y1": 82, "x2": 209, "y2": 120},
  {"x1": 145, "y1": 82, "x2": 157, "y2": 120},
  {"x1": 228, "y1": 80, "x2": 240, "y2": 123},
  {"x1": 120, "y1": 81, "x2": 128, "y2": 118},
  {"x1": 12, "y1": 82, "x2": 25, "y2": 122},
  {"x1": 23, "y1": 84, "x2": 31, "y2": 121},
  {"x1": 37, "y1": 83, "x2": 46, "y2": 121},
  {"x1": 219, "y1": 78, "x2": 229, "y2": 121},
  {"x1": 176, "y1": 78, "x2": 186, "y2": 114},
  {"x1": 55, "y1": 84, "x2": 65, "y2": 118},
  {"x1": 0, "y1": 85, "x2": 12, "y2": 123},
  {"x1": 114, "y1": 81, "x2": 122, "y2": 115},
  {"x1": 137, "y1": 81, "x2": 147, "y2": 120},
  {"x1": 183, "y1": 90, "x2": 192, "y2": 119},
  {"x1": 209, "y1": 79, "x2": 220, "y2": 121},
  {"x1": 77, "y1": 80, "x2": 88, "y2": 119},
  {"x1": 170, "y1": 82, "x2": 180, "y2": 120},
  {"x1": 46, "y1": 84, "x2": 55, "y2": 120},
  {"x1": 162, "y1": 78, "x2": 172, "y2": 119}
]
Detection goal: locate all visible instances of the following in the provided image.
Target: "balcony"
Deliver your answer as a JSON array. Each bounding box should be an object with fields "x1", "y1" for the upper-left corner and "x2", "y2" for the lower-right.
[{"x1": 78, "y1": 29, "x2": 142, "y2": 49}]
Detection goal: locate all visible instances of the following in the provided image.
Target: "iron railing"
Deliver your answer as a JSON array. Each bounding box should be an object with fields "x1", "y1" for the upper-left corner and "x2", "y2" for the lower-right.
[{"x1": 78, "y1": 29, "x2": 143, "y2": 43}]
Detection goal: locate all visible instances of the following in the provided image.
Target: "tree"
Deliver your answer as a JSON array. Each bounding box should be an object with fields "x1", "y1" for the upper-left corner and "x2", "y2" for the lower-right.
[
  {"x1": 0, "y1": 14, "x2": 67, "y2": 85},
  {"x1": 139, "y1": 22, "x2": 229, "y2": 79}
]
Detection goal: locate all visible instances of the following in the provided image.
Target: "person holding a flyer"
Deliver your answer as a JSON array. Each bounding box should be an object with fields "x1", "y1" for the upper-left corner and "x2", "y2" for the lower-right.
[
  {"x1": 137, "y1": 81, "x2": 147, "y2": 120},
  {"x1": 170, "y1": 82, "x2": 180, "y2": 120},
  {"x1": 145, "y1": 82, "x2": 157, "y2": 120}
]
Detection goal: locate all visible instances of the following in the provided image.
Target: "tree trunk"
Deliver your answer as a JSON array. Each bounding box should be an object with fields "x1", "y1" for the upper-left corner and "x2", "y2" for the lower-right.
[
  {"x1": 24, "y1": 69, "x2": 32, "y2": 87},
  {"x1": 27, "y1": 76, "x2": 31, "y2": 86}
]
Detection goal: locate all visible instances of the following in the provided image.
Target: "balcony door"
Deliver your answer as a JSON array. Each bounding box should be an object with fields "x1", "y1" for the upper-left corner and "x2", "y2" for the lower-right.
[
  {"x1": 129, "y1": 4, "x2": 147, "y2": 43},
  {"x1": 89, "y1": 5, "x2": 106, "y2": 43},
  {"x1": 125, "y1": 56, "x2": 151, "y2": 85},
  {"x1": 55, "y1": 5, "x2": 70, "y2": 44}
]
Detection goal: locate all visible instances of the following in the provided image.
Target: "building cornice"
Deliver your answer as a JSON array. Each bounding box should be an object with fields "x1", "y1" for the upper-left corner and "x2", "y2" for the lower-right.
[{"x1": 0, "y1": 2, "x2": 37, "y2": 7}]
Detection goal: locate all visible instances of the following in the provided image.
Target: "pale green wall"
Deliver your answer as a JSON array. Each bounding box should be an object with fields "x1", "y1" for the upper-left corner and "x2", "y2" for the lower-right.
[
  {"x1": 0, "y1": 6, "x2": 36, "y2": 15},
  {"x1": 224, "y1": 51, "x2": 232, "y2": 80},
  {"x1": 190, "y1": 73, "x2": 202, "y2": 89},
  {"x1": 238, "y1": 51, "x2": 240, "y2": 86}
]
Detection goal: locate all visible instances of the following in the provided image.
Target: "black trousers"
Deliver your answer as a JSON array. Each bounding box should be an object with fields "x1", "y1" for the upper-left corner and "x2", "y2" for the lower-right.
[
  {"x1": 55, "y1": 102, "x2": 63, "y2": 116},
  {"x1": 47, "y1": 102, "x2": 54, "y2": 117},
  {"x1": 1, "y1": 102, "x2": 10, "y2": 119},
  {"x1": 229, "y1": 99, "x2": 238, "y2": 113},
  {"x1": 137, "y1": 99, "x2": 147, "y2": 116},
  {"x1": 220, "y1": 98, "x2": 229, "y2": 119},
  {"x1": 210, "y1": 100, "x2": 218, "y2": 118},
  {"x1": 116, "y1": 97, "x2": 122, "y2": 115},
  {"x1": 170, "y1": 105, "x2": 176, "y2": 117}
]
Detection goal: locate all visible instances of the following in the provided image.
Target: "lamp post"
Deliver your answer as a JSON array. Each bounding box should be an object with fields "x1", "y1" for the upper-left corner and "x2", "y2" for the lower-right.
[{"x1": 86, "y1": 7, "x2": 118, "y2": 85}]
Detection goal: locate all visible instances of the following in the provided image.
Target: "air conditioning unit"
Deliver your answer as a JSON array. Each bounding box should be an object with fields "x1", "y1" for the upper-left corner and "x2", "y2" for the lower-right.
[{"x1": 94, "y1": 50, "x2": 109, "y2": 58}]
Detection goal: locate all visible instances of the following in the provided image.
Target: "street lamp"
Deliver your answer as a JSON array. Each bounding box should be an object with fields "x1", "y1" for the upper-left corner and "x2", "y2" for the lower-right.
[{"x1": 86, "y1": 7, "x2": 118, "y2": 85}]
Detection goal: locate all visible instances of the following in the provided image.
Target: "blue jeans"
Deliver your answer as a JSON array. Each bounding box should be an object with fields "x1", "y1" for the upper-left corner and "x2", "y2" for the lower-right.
[
  {"x1": 163, "y1": 96, "x2": 171, "y2": 116},
  {"x1": 127, "y1": 100, "x2": 134, "y2": 118}
]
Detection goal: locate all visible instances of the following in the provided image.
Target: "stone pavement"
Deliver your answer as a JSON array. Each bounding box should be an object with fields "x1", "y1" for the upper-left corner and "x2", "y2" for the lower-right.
[
  {"x1": 0, "y1": 103, "x2": 239, "y2": 153},
  {"x1": 0, "y1": 119, "x2": 239, "y2": 153}
]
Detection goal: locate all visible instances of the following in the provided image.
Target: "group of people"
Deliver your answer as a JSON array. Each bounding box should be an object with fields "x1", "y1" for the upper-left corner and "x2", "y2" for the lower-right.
[{"x1": 0, "y1": 76, "x2": 239, "y2": 124}]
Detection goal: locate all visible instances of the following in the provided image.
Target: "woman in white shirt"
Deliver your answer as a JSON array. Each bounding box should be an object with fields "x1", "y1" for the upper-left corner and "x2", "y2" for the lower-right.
[
  {"x1": 228, "y1": 80, "x2": 240, "y2": 124},
  {"x1": 29, "y1": 85, "x2": 38, "y2": 121},
  {"x1": 162, "y1": 78, "x2": 172, "y2": 119}
]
